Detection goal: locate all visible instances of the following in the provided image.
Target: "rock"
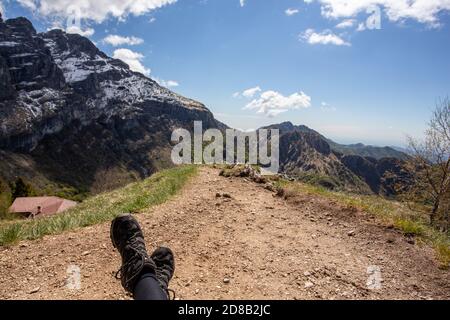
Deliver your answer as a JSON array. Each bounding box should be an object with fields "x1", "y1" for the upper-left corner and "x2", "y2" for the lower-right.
[
  {"x1": 81, "y1": 251, "x2": 91, "y2": 256},
  {"x1": 253, "y1": 176, "x2": 267, "y2": 184},
  {"x1": 347, "y1": 230, "x2": 356, "y2": 237},
  {"x1": 304, "y1": 281, "x2": 314, "y2": 289},
  {"x1": 28, "y1": 286, "x2": 40, "y2": 294},
  {"x1": 223, "y1": 278, "x2": 231, "y2": 284},
  {"x1": 222, "y1": 193, "x2": 232, "y2": 199}
]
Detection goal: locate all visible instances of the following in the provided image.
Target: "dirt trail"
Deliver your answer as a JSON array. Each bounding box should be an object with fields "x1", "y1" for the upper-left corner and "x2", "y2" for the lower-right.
[{"x1": 0, "y1": 167, "x2": 448, "y2": 300}]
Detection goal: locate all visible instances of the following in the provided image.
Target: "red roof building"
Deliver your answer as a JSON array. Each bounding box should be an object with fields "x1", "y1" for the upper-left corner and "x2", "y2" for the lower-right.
[{"x1": 8, "y1": 196, "x2": 78, "y2": 218}]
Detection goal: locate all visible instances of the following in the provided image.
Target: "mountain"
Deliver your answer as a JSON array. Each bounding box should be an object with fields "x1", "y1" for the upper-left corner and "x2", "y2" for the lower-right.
[
  {"x1": 389, "y1": 145, "x2": 413, "y2": 156},
  {"x1": 277, "y1": 129, "x2": 373, "y2": 194},
  {"x1": 0, "y1": 15, "x2": 411, "y2": 207},
  {"x1": 0, "y1": 15, "x2": 224, "y2": 198},
  {"x1": 262, "y1": 122, "x2": 408, "y2": 160},
  {"x1": 328, "y1": 142, "x2": 410, "y2": 160},
  {"x1": 261, "y1": 122, "x2": 412, "y2": 195}
]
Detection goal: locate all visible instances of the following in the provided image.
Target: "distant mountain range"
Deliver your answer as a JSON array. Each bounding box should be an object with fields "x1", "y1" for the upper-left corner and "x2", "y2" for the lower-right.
[
  {"x1": 262, "y1": 121, "x2": 409, "y2": 160},
  {"x1": 261, "y1": 122, "x2": 411, "y2": 195},
  {"x1": 0, "y1": 15, "x2": 411, "y2": 203}
]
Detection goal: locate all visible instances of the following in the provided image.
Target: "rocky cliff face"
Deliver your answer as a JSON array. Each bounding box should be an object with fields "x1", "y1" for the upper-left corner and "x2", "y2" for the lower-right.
[
  {"x1": 276, "y1": 129, "x2": 372, "y2": 193},
  {"x1": 264, "y1": 122, "x2": 411, "y2": 195},
  {"x1": 0, "y1": 15, "x2": 224, "y2": 194},
  {"x1": 339, "y1": 155, "x2": 413, "y2": 195}
]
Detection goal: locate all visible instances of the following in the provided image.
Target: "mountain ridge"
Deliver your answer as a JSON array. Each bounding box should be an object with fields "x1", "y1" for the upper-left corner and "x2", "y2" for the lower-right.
[
  {"x1": 0, "y1": 15, "x2": 410, "y2": 206},
  {"x1": 261, "y1": 122, "x2": 412, "y2": 195},
  {"x1": 0, "y1": 14, "x2": 224, "y2": 197},
  {"x1": 261, "y1": 121, "x2": 408, "y2": 160}
]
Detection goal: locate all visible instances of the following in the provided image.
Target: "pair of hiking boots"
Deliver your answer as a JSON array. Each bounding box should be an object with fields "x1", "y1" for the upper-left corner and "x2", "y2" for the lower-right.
[{"x1": 110, "y1": 214, "x2": 174, "y2": 298}]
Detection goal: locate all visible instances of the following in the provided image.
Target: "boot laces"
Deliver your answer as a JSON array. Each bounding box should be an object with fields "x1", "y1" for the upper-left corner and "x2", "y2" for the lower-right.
[{"x1": 114, "y1": 237, "x2": 147, "y2": 284}]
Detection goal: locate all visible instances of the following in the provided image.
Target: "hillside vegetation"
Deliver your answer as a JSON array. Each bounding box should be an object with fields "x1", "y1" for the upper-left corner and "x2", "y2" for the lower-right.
[
  {"x1": 276, "y1": 179, "x2": 450, "y2": 268},
  {"x1": 0, "y1": 165, "x2": 197, "y2": 246}
]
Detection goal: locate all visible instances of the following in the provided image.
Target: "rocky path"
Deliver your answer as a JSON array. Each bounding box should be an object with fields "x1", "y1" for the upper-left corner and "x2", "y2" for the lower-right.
[{"x1": 0, "y1": 167, "x2": 448, "y2": 300}]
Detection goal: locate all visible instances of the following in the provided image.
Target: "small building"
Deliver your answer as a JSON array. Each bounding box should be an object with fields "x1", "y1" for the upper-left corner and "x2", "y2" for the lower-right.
[{"x1": 8, "y1": 196, "x2": 78, "y2": 219}]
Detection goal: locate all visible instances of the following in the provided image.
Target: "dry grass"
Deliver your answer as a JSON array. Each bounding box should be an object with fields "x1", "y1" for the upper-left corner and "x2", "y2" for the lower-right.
[
  {"x1": 0, "y1": 165, "x2": 197, "y2": 246},
  {"x1": 276, "y1": 179, "x2": 450, "y2": 269}
]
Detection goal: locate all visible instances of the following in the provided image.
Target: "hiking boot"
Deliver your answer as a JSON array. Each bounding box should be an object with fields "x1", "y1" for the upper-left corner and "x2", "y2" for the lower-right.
[
  {"x1": 110, "y1": 213, "x2": 156, "y2": 293},
  {"x1": 151, "y1": 247, "x2": 175, "y2": 294}
]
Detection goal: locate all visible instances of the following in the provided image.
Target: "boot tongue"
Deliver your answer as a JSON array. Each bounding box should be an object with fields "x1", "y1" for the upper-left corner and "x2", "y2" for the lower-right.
[{"x1": 123, "y1": 238, "x2": 147, "y2": 264}]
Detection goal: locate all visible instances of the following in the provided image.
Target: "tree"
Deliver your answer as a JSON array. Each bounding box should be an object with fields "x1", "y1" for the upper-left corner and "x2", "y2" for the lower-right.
[
  {"x1": 408, "y1": 98, "x2": 450, "y2": 227},
  {"x1": 0, "y1": 180, "x2": 12, "y2": 219},
  {"x1": 11, "y1": 177, "x2": 35, "y2": 200}
]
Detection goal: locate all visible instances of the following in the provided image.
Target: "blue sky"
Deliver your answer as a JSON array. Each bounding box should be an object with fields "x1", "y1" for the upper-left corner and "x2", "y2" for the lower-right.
[{"x1": 1, "y1": 0, "x2": 450, "y2": 147}]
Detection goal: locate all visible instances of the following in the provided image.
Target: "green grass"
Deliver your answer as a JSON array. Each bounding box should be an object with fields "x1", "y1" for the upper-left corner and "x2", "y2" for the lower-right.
[
  {"x1": 0, "y1": 165, "x2": 197, "y2": 246},
  {"x1": 275, "y1": 179, "x2": 450, "y2": 268},
  {"x1": 394, "y1": 218, "x2": 426, "y2": 237},
  {"x1": 435, "y1": 242, "x2": 450, "y2": 269},
  {"x1": 0, "y1": 179, "x2": 12, "y2": 219},
  {"x1": 0, "y1": 223, "x2": 21, "y2": 245}
]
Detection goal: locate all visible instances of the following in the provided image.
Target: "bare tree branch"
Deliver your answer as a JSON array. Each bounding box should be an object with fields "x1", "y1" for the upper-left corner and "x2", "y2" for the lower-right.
[{"x1": 407, "y1": 99, "x2": 450, "y2": 227}]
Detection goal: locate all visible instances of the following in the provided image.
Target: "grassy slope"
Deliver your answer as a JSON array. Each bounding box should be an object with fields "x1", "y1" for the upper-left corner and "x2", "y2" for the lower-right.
[
  {"x1": 0, "y1": 165, "x2": 197, "y2": 246},
  {"x1": 276, "y1": 179, "x2": 450, "y2": 268}
]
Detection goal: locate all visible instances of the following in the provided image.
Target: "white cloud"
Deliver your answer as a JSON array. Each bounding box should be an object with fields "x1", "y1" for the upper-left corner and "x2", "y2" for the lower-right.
[
  {"x1": 17, "y1": 0, "x2": 37, "y2": 11},
  {"x1": 306, "y1": 0, "x2": 450, "y2": 26},
  {"x1": 285, "y1": 8, "x2": 300, "y2": 16},
  {"x1": 242, "y1": 86, "x2": 261, "y2": 98},
  {"x1": 335, "y1": 18, "x2": 356, "y2": 28},
  {"x1": 103, "y1": 35, "x2": 144, "y2": 46},
  {"x1": 244, "y1": 90, "x2": 312, "y2": 117},
  {"x1": 154, "y1": 78, "x2": 179, "y2": 87},
  {"x1": 46, "y1": 17, "x2": 95, "y2": 36},
  {"x1": 357, "y1": 23, "x2": 367, "y2": 31},
  {"x1": 300, "y1": 28, "x2": 350, "y2": 46},
  {"x1": 321, "y1": 102, "x2": 337, "y2": 111},
  {"x1": 166, "y1": 80, "x2": 179, "y2": 87},
  {"x1": 0, "y1": 1, "x2": 4, "y2": 16},
  {"x1": 47, "y1": 20, "x2": 64, "y2": 31},
  {"x1": 17, "y1": 0, "x2": 177, "y2": 22},
  {"x1": 66, "y1": 25, "x2": 95, "y2": 37},
  {"x1": 233, "y1": 86, "x2": 262, "y2": 99},
  {"x1": 240, "y1": 0, "x2": 245, "y2": 7},
  {"x1": 113, "y1": 48, "x2": 150, "y2": 76}
]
